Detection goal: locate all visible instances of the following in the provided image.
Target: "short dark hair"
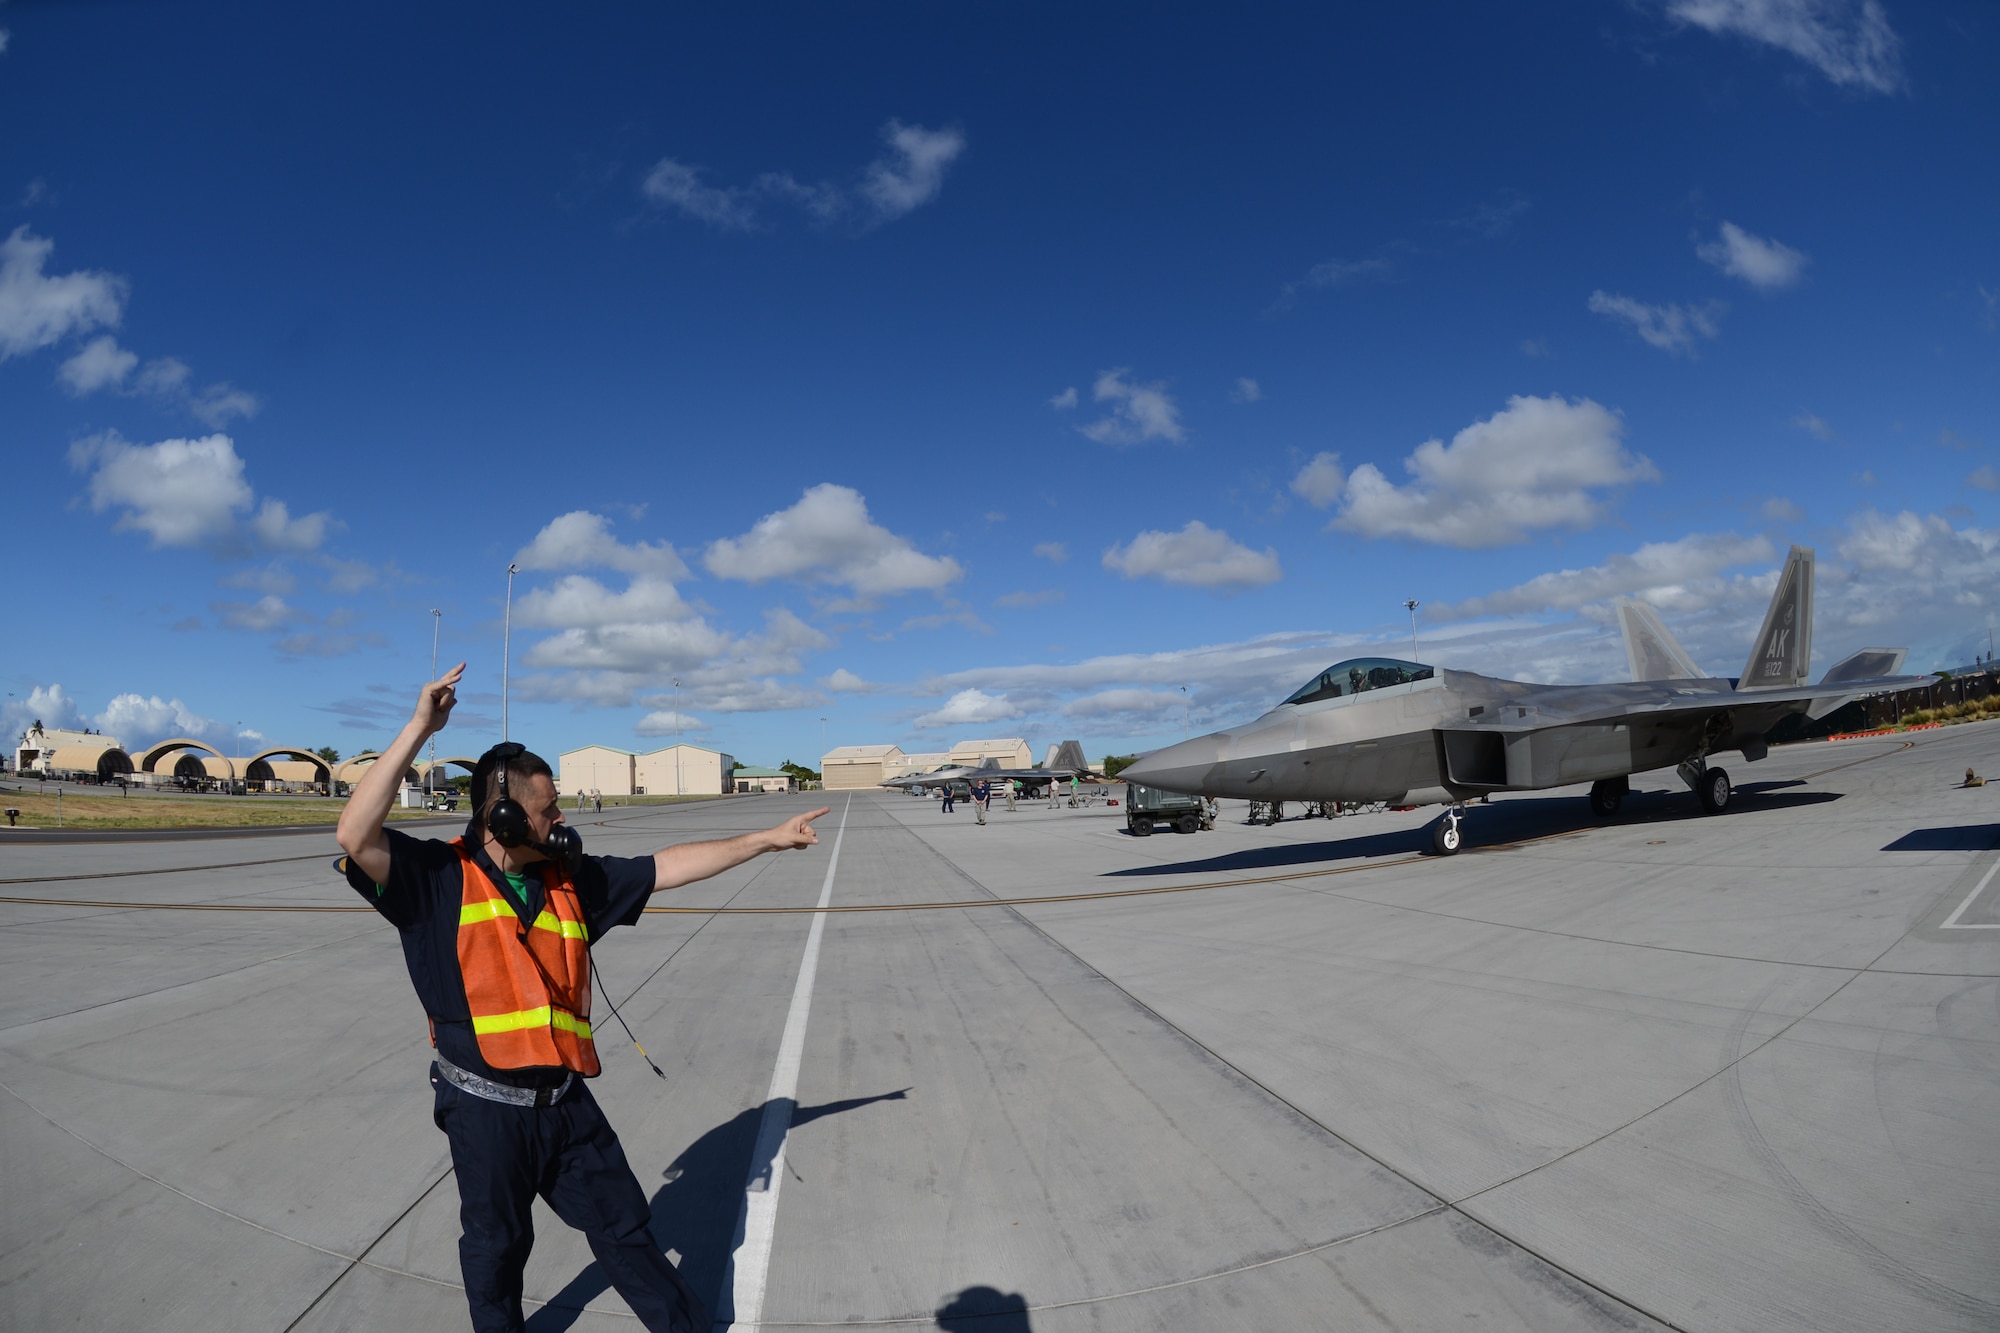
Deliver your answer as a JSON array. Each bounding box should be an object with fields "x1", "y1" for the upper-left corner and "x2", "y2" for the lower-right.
[{"x1": 472, "y1": 744, "x2": 554, "y2": 817}]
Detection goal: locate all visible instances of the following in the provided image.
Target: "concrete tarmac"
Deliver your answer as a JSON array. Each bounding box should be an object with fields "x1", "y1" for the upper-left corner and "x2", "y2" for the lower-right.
[{"x1": 2, "y1": 725, "x2": 1996, "y2": 1331}]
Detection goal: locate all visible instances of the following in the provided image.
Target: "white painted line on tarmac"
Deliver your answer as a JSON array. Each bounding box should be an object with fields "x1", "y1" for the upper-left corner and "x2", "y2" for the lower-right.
[
  {"x1": 718, "y1": 797, "x2": 849, "y2": 1331},
  {"x1": 1939, "y1": 855, "x2": 2000, "y2": 929}
]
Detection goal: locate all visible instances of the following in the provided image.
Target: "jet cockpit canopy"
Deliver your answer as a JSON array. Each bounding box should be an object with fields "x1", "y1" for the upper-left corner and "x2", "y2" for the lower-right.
[{"x1": 1282, "y1": 657, "x2": 1434, "y2": 707}]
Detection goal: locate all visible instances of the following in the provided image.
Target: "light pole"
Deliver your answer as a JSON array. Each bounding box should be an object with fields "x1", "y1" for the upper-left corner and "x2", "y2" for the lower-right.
[
  {"x1": 503, "y1": 564, "x2": 518, "y2": 741},
  {"x1": 819, "y1": 716, "x2": 827, "y2": 756},
  {"x1": 428, "y1": 609, "x2": 441, "y2": 798},
  {"x1": 1404, "y1": 598, "x2": 1420, "y2": 662},
  {"x1": 1180, "y1": 685, "x2": 1189, "y2": 738},
  {"x1": 673, "y1": 677, "x2": 682, "y2": 797}
]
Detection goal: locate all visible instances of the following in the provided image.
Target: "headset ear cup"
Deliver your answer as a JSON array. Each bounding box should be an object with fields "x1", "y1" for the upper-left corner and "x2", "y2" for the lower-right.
[
  {"x1": 545, "y1": 824, "x2": 583, "y2": 874},
  {"x1": 487, "y1": 798, "x2": 530, "y2": 847}
]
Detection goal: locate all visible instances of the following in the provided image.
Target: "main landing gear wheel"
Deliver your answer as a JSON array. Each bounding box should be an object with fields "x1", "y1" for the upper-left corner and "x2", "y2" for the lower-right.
[
  {"x1": 1430, "y1": 811, "x2": 1464, "y2": 856},
  {"x1": 1589, "y1": 777, "x2": 1627, "y2": 819},
  {"x1": 1696, "y1": 766, "x2": 1732, "y2": 814}
]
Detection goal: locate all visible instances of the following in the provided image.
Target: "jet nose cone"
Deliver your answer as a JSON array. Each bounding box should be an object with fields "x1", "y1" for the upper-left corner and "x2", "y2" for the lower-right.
[{"x1": 1121, "y1": 734, "x2": 1224, "y2": 793}]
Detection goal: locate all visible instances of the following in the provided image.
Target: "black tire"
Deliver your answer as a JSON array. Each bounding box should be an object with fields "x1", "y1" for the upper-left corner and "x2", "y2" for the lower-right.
[
  {"x1": 1589, "y1": 778, "x2": 1626, "y2": 819},
  {"x1": 1130, "y1": 817, "x2": 1153, "y2": 837},
  {"x1": 1176, "y1": 814, "x2": 1198, "y2": 835},
  {"x1": 1431, "y1": 816, "x2": 1463, "y2": 856},
  {"x1": 1697, "y1": 766, "x2": 1731, "y2": 814}
]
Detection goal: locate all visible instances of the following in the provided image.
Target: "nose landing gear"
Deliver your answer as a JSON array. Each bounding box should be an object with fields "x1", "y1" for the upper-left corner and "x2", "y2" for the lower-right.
[{"x1": 1430, "y1": 804, "x2": 1465, "y2": 855}]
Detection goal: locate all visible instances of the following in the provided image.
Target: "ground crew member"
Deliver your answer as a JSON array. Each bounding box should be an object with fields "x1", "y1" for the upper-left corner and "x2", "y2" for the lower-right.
[
  {"x1": 1005, "y1": 779, "x2": 1017, "y2": 812},
  {"x1": 336, "y1": 665, "x2": 827, "y2": 1333},
  {"x1": 971, "y1": 778, "x2": 990, "y2": 824}
]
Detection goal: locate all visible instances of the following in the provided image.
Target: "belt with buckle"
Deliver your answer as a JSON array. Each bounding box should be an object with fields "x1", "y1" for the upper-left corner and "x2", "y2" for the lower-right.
[{"x1": 433, "y1": 1055, "x2": 573, "y2": 1108}]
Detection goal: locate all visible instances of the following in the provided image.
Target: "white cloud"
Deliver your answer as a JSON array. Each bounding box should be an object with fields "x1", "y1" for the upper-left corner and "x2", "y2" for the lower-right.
[
  {"x1": 1103, "y1": 520, "x2": 1282, "y2": 589},
  {"x1": 224, "y1": 564, "x2": 296, "y2": 596},
  {"x1": 0, "y1": 227, "x2": 126, "y2": 360},
  {"x1": 1763, "y1": 497, "x2": 1806, "y2": 522},
  {"x1": 1431, "y1": 532, "x2": 1777, "y2": 620},
  {"x1": 95, "y1": 693, "x2": 227, "y2": 748},
  {"x1": 58, "y1": 335, "x2": 138, "y2": 393},
  {"x1": 515, "y1": 510, "x2": 688, "y2": 578},
  {"x1": 858, "y1": 121, "x2": 966, "y2": 222},
  {"x1": 187, "y1": 383, "x2": 262, "y2": 428},
  {"x1": 523, "y1": 618, "x2": 735, "y2": 674},
  {"x1": 249, "y1": 498, "x2": 332, "y2": 552},
  {"x1": 1520, "y1": 338, "x2": 1555, "y2": 359},
  {"x1": 1663, "y1": 0, "x2": 1903, "y2": 94},
  {"x1": 2, "y1": 684, "x2": 85, "y2": 739},
  {"x1": 902, "y1": 604, "x2": 994, "y2": 634},
  {"x1": 213, "y1": 595, "x2": 299, "y2": 632},
  {"x1": 1290, "y1": 452, "x2": 1347, "y2": 508},
  {"x1": 703, "y1": 483, "x2": 961, "y2": 595},
  {"x1": 1033, "y1": 542, "x2": 1068, "y2": 564},
  {"x1": 68, "y1": 431, "x2": 332, "y2": 552},
  {"x1": 1793, "y1": 412, "x2": 1836, "y2": 440},
  {"x1": 1969, "y1": 466, "x2": 2000, "y2": 494},
  {"x1": 1231, "y1": 377, "x2": 1262, "y2": 404},
  {"x1": 1048, "y1": 386, "x2": 1078, "y2": 410},
  {"x1": 1329, "y1": 395, "x2": 1657, "y2": 547},
  {"x1": 55, "y1": 335, "x2": 261, "y2": 424},
  {"x1": 514, "y1": 574, "x2": 694, "y2": 630},
  {"x1": 641, "y1": 120, "x2": 964, "y2": 232},
  {"x1": 914, "y1": 688, "x2": 1022, "y2": 729},
  {"x1": 71, "y1": 432, "x2": 250, "y2": 547},
  {"x1": 1060, "y1": 688, "x2": 1182, "y2": 720},
  {"x1": 824, "y1": 668, "x2": 871, "y2": 692},
  {"x1": 635, "y1": 710, "x2": 705, "y2": 737},
  {"x1": 1588, "y1": 290, "x2": 1725, "y2": 355},
  {"x1": 1080, "y1": 368, "x2": 1184, "y2": 445},
  {"x1": 516, "y1": 603, "x2": 830, "y2": 713},
  {"x1": 639, "y1": 160, "x2": 759, "y2": 230},
  {"x1": 1698, "y1": 221, "x2": 1810, "y2": 291}
]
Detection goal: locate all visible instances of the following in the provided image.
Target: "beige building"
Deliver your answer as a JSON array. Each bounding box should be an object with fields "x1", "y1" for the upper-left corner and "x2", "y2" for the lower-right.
[
  {"x1": 730, "y1": 765, "x2": 795, "y2": 793},
  {"x1": 821, "y1": 744, "x2": 905, "y2": 789},
  {"x1": 636, "y1": 744, "x2": 734, "y2": 796},
  {"x1": 947, "y1": 737, "x2": 1033, "y2": 768},
  {"x1": 16, "y1": 723, "x2": 123, "y2": 775},
  {"x1": 557, "y1": 746, "x2": 637, "y2": 797},
  {"x1": 889, "y1": 751, "x2": 951, "y2": 779}
]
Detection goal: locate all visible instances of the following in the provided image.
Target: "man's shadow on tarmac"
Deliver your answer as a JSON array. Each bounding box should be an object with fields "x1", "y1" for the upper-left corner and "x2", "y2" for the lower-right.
[{"x1": 526, "y1": 1089, "x2": 909, "y2": 1331}]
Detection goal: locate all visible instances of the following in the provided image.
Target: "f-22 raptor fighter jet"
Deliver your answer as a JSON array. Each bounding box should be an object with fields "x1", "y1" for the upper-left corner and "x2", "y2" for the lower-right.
[
  {"x1": 879, "y1": 739, "x2": 1099, "y2": 795},
  {"x1": 1121, "y1": 547, "x2": 1928, "y2": 855}
]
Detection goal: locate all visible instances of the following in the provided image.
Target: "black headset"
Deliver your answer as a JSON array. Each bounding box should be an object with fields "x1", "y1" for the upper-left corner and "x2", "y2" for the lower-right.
[
  {"x1": 482, "y1": 743, "x2": 532, "y2": 846},
  {"x1": 479, "y1": 742, "x2": 583, "y2": 873}
]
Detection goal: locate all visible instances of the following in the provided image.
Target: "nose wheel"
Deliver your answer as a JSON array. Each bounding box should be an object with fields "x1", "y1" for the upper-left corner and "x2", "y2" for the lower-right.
[{"x1": 1430, "y1": 805, "x2": 1465, "y2": 856}]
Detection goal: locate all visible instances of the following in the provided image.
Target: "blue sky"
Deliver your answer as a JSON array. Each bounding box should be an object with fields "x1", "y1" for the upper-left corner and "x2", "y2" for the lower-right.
[{"x1": 3, "y1": 1, "x2": 1996, "y2": 770}]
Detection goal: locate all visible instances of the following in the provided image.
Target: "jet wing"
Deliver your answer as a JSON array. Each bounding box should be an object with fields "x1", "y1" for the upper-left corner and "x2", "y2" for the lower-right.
[{"x1": 1448, "y1": 673, "x2": 1931, "y2": 734}]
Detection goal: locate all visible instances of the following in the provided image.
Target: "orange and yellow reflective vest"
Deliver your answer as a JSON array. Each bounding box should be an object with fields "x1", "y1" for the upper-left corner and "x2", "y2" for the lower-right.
[{"x1": 451, "y1": 838, "x2": 600, "y2": 1076}]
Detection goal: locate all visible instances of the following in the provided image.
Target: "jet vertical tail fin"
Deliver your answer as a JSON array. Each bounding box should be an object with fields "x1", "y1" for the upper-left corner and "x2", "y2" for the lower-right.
[
  {"x1": 1047, "y1": 739, "x2": 1091, "y2": 773},
  {"x1": 1616, "y1": 599, "x2": 1704, "y2": 681},
  {"x1": 1738, "y1": 545, "x2": 1815, "y2": 690}
]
